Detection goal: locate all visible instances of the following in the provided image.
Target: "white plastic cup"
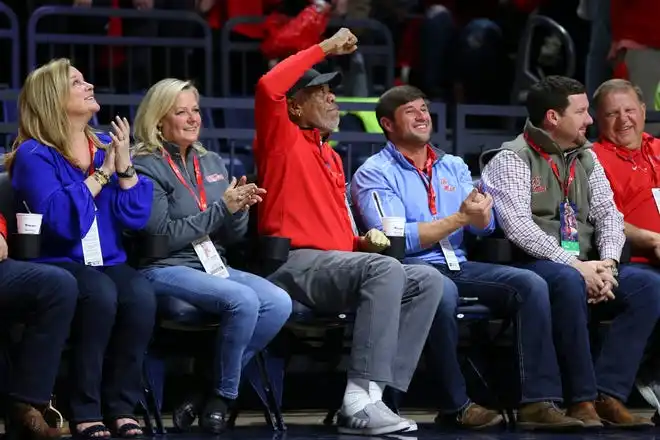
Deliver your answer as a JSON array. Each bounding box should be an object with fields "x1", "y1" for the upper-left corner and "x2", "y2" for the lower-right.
[
  {"x1": 382, "y1": 216, "x2": 405, "y2": 237},
  {"x1": 16, "y1": 213, "x2": 43, "y2": 235}
]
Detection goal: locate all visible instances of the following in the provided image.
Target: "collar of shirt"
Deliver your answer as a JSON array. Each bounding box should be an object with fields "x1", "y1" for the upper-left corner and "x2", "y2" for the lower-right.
[
  {"x1": 163, "y1": 141, "x2": 205, "y2": 157},
  {"x1": 597, "y1": 132, "x2": 656, "y2": 159},
  {"x1": 399, "y1": 144, "x2": 437, "y2": 177},
  {"x1": 384, "y1": 141, "x2": 445, "y2": 170},
  {"x1": 524, "y1": 119, "x2": 592, "y2": 155}
]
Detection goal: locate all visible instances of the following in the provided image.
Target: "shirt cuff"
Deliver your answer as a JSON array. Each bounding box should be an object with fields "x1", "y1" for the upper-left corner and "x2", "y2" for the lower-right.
[
  {"x1": 599, "y1": 245, "x2": 621, "y2": 262},
  {"x1": 548, "y1": 246, "x2": 579, "y2": 265},
  {"x1": 466, "y1": 213, "x2": 496, "y2": 236},
  {"x1": 405, "y1": 222, "x2": 422, "y2": 254}
]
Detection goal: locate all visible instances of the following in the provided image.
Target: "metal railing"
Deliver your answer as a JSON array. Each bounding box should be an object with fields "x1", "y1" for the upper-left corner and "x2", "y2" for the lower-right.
[
  {"x1": 510, "y1": 14, "x2": 576, "y2": 105},
  {"x1": 0, "y1": 2, "x2": 20, "y2": 88},
  {"x1": 220, "y1": 16, "x2": 395, "y2": 97},
  {"x1": 27, "y1": 6, "x2": 213, "y2": 94}
]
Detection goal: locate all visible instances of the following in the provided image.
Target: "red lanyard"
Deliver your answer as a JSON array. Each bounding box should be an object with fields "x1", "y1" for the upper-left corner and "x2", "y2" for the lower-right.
[
  {"x1": 163, "y1": 151, "x2": 207, "y2": 211},
  {"x1": 416, "y1": 166, "x2": 437, "y2": 216},
  {"x1": 88, "y1": 138, "x2": 95, "y2": 175},
  {"x1": 402, "y1": 147, "x2": 437, "y2": 215},
  {"x1": 525, "y1": 133, "x2": 576, "y2": 200}
]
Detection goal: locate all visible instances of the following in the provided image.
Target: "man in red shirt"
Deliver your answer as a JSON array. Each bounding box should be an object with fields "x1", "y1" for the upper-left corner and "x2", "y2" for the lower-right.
[
  {"x1": 254, "y1": 29, "x2": 445, "y2": 435},
  {"x1": 593, "y1": 78, "x2": 660, "y2": 421},
  {"x1": 593, "y1": 79, "x2": 660, "y2": 264}
]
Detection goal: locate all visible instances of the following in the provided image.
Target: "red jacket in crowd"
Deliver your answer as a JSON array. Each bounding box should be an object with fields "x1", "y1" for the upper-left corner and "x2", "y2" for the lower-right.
[
  {"x1": 611, "y1": 0, "x2": 660, "y2": 49},
  {"x1": 207, "y1": 0, "x2": 280, "y2": 39}
]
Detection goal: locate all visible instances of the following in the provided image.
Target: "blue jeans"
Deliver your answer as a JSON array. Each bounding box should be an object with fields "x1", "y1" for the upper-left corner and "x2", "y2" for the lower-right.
[
  {"x1": 0, "y1": 259, "x2": 78, "y2": 406},
  {"x1": 49, "y1": 262, "x2": 157, "y2": 423},
  {"x1": 516, "y1": 261, "x2": 660, "y2": 402},
  {"x1": 142, "y1": 265, "x2": 292, "y2": 399},
  {"x1": 407, "y1": 259, "x2": 562, "y2": 412}
]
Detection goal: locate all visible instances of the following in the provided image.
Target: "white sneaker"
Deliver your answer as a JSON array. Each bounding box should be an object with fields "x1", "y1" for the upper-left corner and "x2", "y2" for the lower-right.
[
  {"x1": 636, "y1": 379, "x2": 660, "y2": 411},
  {"x1": 337, "y1": 403, "x2": 410, "y2": 436},
  {"x1": 374, "y1": 401, "x2": 418, "y2": 432}
]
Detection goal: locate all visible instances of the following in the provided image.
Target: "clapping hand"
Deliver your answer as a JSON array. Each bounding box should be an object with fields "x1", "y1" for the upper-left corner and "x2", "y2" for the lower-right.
[
  {"x1": 223, "y1": 176, "x2": 267, "y2": 214},
  {"x1": 100, "y1": 142, "x2": 116, "y2": 176},
  {"x1": 459, "y1": 189, "x2": 493, "y2": 229},
  {"x1": 109, "y1": 116, "x2": 132, "y2": 172}
]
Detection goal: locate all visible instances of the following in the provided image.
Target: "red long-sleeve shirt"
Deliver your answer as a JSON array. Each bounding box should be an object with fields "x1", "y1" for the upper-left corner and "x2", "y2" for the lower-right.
[
  {"x1": 0, "y1": 214, "x2": 6, "y2": 239},
  {"x1": 253, "y1": 45, "x2": 358, "y2": 251}
]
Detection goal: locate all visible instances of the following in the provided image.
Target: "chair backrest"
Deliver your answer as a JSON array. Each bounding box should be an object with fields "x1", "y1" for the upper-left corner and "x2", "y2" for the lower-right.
[
  {"x1": 510, "y1": 14, "x2": 576, "y2": 105},
  {"x1": 27, "y1": 6, "x2": 213, "y2": 94}
]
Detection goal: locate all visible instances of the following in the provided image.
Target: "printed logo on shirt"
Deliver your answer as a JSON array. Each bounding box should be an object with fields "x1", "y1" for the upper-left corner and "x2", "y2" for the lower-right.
[
  {"x1": 439, "y1": 178, "x2": 455, "y2": 192},
  {"x1": 531, "y1": 176, "x2": 547, "y2": 193},
  {"x1": 206, "y1": 173, "x2": 225, "y2": 183}
]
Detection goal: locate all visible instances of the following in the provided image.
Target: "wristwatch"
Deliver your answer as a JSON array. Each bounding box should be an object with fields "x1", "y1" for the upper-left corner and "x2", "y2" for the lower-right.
[
  {"x1": 610, "y1": 264, "x2": 619, "y2": 278},
  {"x1": 607, "y1": 260, "x2": 619, "y2": 277},
  {"x1": 117, "y1": 165, "x2": 136, "y2": 179}
]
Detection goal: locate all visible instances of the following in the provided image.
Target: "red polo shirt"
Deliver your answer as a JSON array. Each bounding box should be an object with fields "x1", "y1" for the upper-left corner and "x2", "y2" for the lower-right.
[
  {"x1": 593, "y1": 133, "x2": 660, "y2": 263},
  {"x1": 253, "y1": 45, "x2": 358, "y2": 251}
]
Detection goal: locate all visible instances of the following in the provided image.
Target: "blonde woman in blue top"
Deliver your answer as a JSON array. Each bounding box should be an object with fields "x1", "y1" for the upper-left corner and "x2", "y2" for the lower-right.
[{"x1": 6, "y1": 59, "x2": 156, "y2": 439}]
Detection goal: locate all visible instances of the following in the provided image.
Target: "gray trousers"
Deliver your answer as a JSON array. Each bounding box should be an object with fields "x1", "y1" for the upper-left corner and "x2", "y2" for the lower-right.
[{"x1": 269, "y1": 249, "x2": 444, "y2": 392}]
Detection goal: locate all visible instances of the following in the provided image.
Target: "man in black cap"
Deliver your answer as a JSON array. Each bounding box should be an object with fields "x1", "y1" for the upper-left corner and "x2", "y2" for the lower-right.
[{"x1": 253, "y1": 29, "x2": 454, "y2": 435}]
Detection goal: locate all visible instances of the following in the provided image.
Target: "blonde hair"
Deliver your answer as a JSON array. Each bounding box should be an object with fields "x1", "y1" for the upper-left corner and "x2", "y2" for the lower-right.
[
  {"x1": 133, "y1": 78, "x2": 205, "y2": 156},
  {"x1": 5, "y1": 58, "x2": 105, "y2": 173}
]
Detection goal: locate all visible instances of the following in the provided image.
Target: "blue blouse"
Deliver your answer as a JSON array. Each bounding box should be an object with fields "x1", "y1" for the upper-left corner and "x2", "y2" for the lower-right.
[{"x1": 11, "y1": 134, "x2": 153, "y2": 266}]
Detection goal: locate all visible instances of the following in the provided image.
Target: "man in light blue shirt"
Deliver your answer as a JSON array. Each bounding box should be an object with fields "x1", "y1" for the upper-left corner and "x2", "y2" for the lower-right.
[{"x1": 351, "y1": 85, "x2": 586, "y2": 431}]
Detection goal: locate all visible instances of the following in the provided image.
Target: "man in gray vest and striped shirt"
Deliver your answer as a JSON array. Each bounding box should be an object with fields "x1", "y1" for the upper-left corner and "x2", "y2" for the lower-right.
[{"x1": 481, "y1": 75, "x2": 660, "y2": 428}]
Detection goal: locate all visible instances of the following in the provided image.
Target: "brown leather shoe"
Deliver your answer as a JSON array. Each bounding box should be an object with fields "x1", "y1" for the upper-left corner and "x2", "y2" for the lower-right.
[
  {"x1": 595, "y1": 394, "x2": 654, "y2": 428},
  {"x1": 517, "y1": 401, "x2": 584, "y2": 431},
  {"x1": 566, "y1": 401, "x2": 603, "y2": 429},
  {"x1": 455, "y1": 403, "x2": 504, "y2": 430},
  {"x1": 7, "y1": 402, "x2": 62, "y2": 439}
]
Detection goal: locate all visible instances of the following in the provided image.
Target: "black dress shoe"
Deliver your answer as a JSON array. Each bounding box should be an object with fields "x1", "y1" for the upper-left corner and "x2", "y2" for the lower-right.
[
  {"x1": 199, "y1": 396, "x2": 232, "y2": 435},
  {"x1": 173, "y1": 394, "x2": 204, "y2": 433}
]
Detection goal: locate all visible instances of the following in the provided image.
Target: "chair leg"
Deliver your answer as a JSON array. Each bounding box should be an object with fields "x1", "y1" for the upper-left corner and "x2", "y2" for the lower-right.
[
  {"x1": 256, "y1": 351, "x2": 286, "y2": 431},
  {"x1": 142, "y1": 352, "x2": 166, "y2": 435}
]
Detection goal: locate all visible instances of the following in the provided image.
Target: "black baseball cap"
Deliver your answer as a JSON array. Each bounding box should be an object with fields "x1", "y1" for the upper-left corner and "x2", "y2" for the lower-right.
[{"x1": 286, "y1": 69, "x2": 342, "y2": 98}]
